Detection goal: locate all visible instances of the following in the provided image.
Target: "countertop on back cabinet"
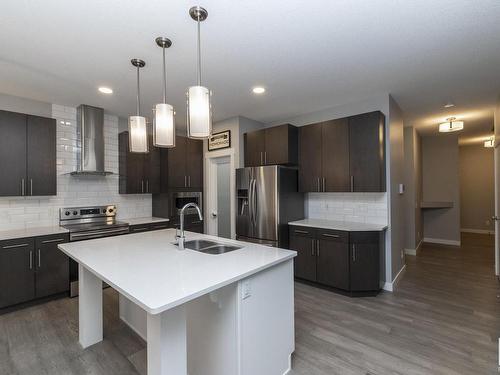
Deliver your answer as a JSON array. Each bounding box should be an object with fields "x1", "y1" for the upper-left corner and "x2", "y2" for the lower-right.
[
  {"x1": 0, "y1": 226, "x2": 69, "y2": 241},
  {"x1": 289, "y1": 218, "x2": 387, "y2": 232},
  {"x1": 125, "y1": 217, "x2": 170, "y2": 226}
]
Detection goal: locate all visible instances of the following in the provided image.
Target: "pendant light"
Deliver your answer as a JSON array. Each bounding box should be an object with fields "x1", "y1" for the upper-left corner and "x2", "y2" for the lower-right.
[
  {"x1": 153, "y1": 37, "x2": 175, "y2": 148},
  {"x1": 129, "y1": 59, "x2": 149, "y2": 153},
  {"x1": 438, "y1": 117, "x2": 464, "y2": 133},
  {"x1": 186, "y1": 6, "x2": 212, "y2": 139}
]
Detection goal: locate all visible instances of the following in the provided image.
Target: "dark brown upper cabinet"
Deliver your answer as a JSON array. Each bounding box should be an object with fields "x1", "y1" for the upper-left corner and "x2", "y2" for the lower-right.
[
  {"x1": 298, "y1": 111, "x2": 385, "y2": 193},
  {"x1": 0, "y1": 110, "x2": 56, "y2": 197},
  {"x1": 244, "y1": 124, "x2": 298, "y2": 167},
  {"x1": 167, "y1": 136, "x2": 203, "y2": 190},
  {"x1": 349, "y1": 112, "x2": 386, "y2": 192},
  {"x1": 119, "y1": 132, "x2": 161, "y2": 194}
]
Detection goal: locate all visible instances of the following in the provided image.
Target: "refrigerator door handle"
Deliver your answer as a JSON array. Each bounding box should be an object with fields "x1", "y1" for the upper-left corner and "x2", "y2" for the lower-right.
[{"x1": 252, "y1": 178, "x2": 258, "y2": 227}]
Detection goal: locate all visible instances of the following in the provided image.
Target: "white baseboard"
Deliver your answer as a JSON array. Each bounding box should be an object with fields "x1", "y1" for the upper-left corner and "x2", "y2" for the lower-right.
[
  {"x1": 382, "y1": 264, "x2": 406, "y2": 292},
  {"x1": 423, "y1": 237, "x2": 461, "y2": 246},
  {"x1": 461, "y1": 228, "x2": 494, "y2": 235},
  {"x1": 404, "y1": 240, "x2": 422, "y2": 256}
]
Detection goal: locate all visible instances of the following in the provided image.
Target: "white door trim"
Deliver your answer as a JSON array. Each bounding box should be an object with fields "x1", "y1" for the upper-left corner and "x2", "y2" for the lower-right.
[{"x1": 204, "y1": 148, "x2": 236, "y2": 239}]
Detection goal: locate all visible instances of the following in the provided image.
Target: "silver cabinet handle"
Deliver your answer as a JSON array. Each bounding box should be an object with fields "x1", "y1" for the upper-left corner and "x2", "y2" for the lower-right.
[
  {"x1": 191, "y1": 220, "x2": 203, "y2": 224},
  {"x1": 188, "y1": 176, "x2": 191, "y2": 187},
  {"x1": 350, "y1": 175, "x2": 354, "y2": 192},
  {"x1": 322, "y1": 233, "x2": 340, "y2": 238},
  {"x1": 141, "y1": 180, "x2": 144, "y2": 193},
  {"x1": 352, "y1": 244, "x2": 356, "y2": 262},
  {"x1": 316, "y1": 240, "x2": 320, "y2": 257},
  {"x1": 2, "y1": 243, "x2": 29, "y2": 249},
  {"x1": 30, "y1": 179, "x2": 33, "y2": 196},
  {"x1": 38, "y1": 249, "x2": 41, "y2": 268},
  {"x1": 21, "y1": 178, "x2": 25, "y2": 196},
  {"x1": 322, "y1": 177, "x2": 325, "y2": 192},
  {"x1": 41, "y1": 238, "x2": 66, "y2": 244},
  {"x1": 260, "y1": 152, "x2": 263, "y2": 165},
  {"x1": 29, "y1": 250, "x2": 33, "y2": 269},
  {"x1": 294, "y1": 229, "x2": 309, "y2": 234}
]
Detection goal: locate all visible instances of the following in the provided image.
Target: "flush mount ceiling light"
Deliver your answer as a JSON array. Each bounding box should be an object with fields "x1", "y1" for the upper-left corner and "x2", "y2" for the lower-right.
[
  {"x1": 186, "y1": 5, "x2": 212, "y2": 139},
  {"x1": 484, "y1": 137, "x2": 494, "y2": 148},
  {"x1": 252, "y1": 86, "x2": 266, "y2": 94},
  {"x1": 128, "y1": 58, "x2": 149, "y2": 153},
  {"x1": 153, "y1": 37, "x2": 175, "y2": 148},
  {"x1": 98, "y1": 87, "x2": 113, "y2": 94},
  {"x1": 438, "y1": 117, "x2": 464, "y2": 133}
]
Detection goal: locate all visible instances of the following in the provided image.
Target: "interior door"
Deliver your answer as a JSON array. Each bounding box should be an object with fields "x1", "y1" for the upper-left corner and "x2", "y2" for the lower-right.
[
  {"x1": 298, "y1": 123, "x2": 322, "y2": 192},
  {"x1": 0, "y1": 110, "x2": 27, "y2": 196},
  {"x1": 254, "y1": 166, "x2": 278, "y2": 241},
  {"x1": 27, "y1": 115, "x2": 56, "y2": 196}
]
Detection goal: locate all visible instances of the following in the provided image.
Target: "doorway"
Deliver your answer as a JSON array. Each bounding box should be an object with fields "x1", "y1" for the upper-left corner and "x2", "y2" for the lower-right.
[{"x1": 205, "y1": 149, "x2": 236, "y2": 239}]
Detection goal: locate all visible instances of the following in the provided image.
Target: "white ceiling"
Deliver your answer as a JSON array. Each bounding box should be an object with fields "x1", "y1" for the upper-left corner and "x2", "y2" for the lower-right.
[{"x1": 1, "y1": 0, "x2": 500, "y2": 141}]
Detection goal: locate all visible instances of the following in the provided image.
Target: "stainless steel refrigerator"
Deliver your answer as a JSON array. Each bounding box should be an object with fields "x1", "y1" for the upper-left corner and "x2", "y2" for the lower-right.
[{"x1": 236, "y1": 165, "x2": 304, "y2": 248}]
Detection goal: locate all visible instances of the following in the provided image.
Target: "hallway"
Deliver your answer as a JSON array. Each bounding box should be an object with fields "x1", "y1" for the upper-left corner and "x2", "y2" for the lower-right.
[{"x1": 291, "y1": 233, "x2": 500, "y2": 375}]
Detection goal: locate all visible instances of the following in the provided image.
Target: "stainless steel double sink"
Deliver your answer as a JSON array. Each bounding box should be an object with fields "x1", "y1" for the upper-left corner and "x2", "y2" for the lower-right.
[{"x1": 182, "y1": 239, "x2": 241, "y2": 255}]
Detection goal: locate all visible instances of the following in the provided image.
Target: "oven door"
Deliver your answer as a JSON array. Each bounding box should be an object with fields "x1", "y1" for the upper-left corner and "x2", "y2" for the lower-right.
[{"x1": 171, "y1": 192, "x2": 203, "y2": 216}]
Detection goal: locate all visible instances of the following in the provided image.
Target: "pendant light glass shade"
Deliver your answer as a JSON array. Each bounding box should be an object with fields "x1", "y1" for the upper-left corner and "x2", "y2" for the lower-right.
[
  {"x1": 154, "y1": 103, "x2": 175, "y2": 147},
  {"x1": 129, "y1": 115, "x2": 149, "y2": 153},
  {"x1": 187, "y1": 6, "x2": 212, "y2": 139},
  {"x1": 187, "y1": 85, "x2": 212, "y2": 138},
  {"x1": 129, "y1": 58, "x2": 148, "y2": 153},
  {"x1": 153, "y1": 37, "x2": 175, "y2": 148}
]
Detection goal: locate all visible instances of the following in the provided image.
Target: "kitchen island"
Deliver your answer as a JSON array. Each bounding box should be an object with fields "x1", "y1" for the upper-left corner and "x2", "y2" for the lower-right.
[{"x1": 59, "y1": 229, "x2": 295, "y2": 375}]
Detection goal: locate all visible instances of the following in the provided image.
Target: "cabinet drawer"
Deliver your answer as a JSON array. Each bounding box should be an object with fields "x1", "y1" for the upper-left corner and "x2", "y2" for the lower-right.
[
  {"x1": 289, "y1": 225, "x2": 315, "y2": 238},
  {"x1": 316, "y1": 229, "x2": 348, "y2": 243},
  {"x1": 150, "y1": 222, "x2": 169, "y2": 231},
  {"x1": 0, "y1": 237, "x2": 35, "y2": 250},
  {"x1": 349, "y1": 231, "x2": 381, "y2": 243},
  {"x1": 130, "y1": 224, "x2": 151, "y2": 233}
]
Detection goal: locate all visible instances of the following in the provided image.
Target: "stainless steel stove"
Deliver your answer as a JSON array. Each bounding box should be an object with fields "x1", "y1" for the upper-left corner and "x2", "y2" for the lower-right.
[{"x1": 59, "y1": 205, "x2": 130, "y2": 296}]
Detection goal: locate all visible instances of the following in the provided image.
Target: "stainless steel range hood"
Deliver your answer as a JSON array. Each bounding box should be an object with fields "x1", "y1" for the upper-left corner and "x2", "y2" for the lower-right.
[{"x1": 70, "y1": 105, "x2": 113, "y2": 176}]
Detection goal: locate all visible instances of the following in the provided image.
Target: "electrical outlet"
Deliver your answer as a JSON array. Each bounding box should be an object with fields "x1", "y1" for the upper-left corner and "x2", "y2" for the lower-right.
[{"x1": 242, "y1": 280, "x2": 251, "y2": 300}]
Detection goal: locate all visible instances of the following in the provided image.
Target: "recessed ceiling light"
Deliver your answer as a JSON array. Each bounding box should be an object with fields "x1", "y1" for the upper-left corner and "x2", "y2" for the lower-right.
[
  {"x1": 98, "y1": 87, "x2": 113, "y2": 94},
  {"x1": 252, "y1": 86, "x2": 266, "y2": 94}
]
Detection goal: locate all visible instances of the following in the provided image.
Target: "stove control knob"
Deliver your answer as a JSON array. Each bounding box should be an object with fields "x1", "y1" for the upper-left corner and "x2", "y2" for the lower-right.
[
  {"x1": 73, "y1": 211, "x2": 78, "y2": 215},
  {"x1": 65, "y1": 211, "x2": 70, "y2": 216},
  {"x1": 102, "y1": 209, "x2": 107, "y2": 214},
  {"x1": 108, "y1": 208, "x2": 114, "y2": 214}
]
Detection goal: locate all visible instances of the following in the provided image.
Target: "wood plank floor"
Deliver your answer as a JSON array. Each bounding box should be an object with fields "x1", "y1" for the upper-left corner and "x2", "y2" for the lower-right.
[{"x1": 1, "y1": 233, "x2": 498, "y2": 375}]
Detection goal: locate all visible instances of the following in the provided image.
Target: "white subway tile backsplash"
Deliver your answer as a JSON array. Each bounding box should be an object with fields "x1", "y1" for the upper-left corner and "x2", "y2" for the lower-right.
[
  {"x1": 0, "y1": 105, "x2": 151, "y2": 231},
  {"x1": 305, "y1": 192, "x2": 388, "y2": 225}
]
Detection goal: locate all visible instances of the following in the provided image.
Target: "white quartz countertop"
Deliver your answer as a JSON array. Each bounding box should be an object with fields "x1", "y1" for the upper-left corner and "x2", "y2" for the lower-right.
[
  {"x1": 125, "y1": 217, "x2": 170, "y2": 226},
  {"x1": 0, "y1": 226, "x2": 69, "y2": 241},
  {"x1": 289, "y1": 219, "x2": 387, "y2": 232},
  {"x1": 59, "y1": 229, "x2": 295, "y2": 315}
]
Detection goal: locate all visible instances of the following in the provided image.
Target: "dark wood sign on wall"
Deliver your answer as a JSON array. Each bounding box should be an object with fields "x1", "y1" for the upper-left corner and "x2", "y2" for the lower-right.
[{"x1": 208, "y1": 130, "x2": 231, "y2": 151}]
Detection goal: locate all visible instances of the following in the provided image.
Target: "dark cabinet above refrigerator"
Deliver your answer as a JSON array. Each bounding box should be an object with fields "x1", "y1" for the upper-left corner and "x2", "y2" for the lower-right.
[{"x1": 244, "y1": 124, "x2": 298, "y2": 167}]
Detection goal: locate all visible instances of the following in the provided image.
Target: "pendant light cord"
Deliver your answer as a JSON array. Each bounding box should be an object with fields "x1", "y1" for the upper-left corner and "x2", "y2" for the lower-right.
[
  {"x1": 197, "y1": 17, "x2": 202, "y2": 85},
  {"x1": 162, "y1": 46, "x2": 167, "y2": 103},
  {"x1": 136, "y1": 66, "x2": 141, "y2": 116}
]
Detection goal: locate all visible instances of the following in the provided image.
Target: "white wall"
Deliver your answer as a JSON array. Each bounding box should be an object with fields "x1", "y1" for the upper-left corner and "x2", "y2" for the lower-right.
[{"x1": 0, "y1": 97, "x2": 151, "y2": 231}]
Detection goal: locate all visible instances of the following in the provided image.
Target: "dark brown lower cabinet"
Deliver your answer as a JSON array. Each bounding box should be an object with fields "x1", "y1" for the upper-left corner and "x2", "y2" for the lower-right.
[
  {"x1": 0, "y1": 234, "x2": 70, "y2": 310},
  {"x1": 35, "y1": 234, "x2": 70, "y2": 298},
  {"x1": 289, "y1": 225, "x2": 382, "y2": 294},
  {"x1": 130, "y1": 221, "x2": 170, "y2": 234},
  {"x1": 289, "y1": 228, "x2": 316, "y2": 282},
  {"x1": 0, "y1": 238, "x2": 35, "y2": 309},
  {"x1": 170, "y1": 217, "x2": 204, "y2": 234}
]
